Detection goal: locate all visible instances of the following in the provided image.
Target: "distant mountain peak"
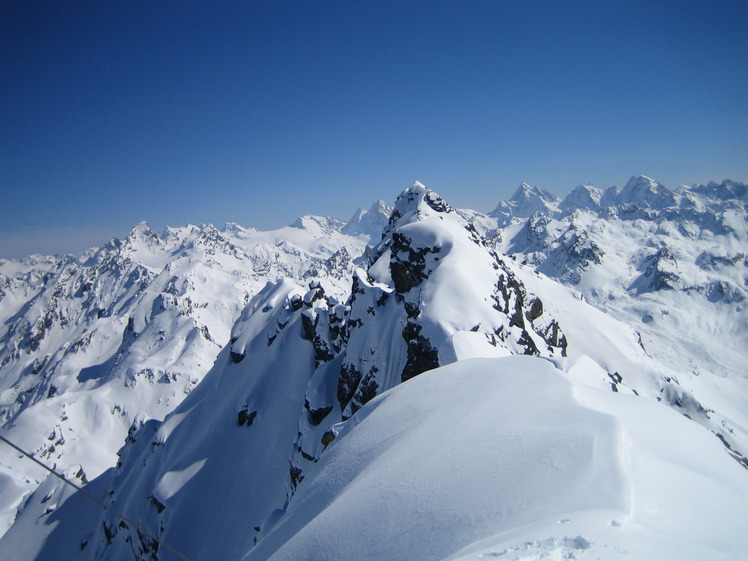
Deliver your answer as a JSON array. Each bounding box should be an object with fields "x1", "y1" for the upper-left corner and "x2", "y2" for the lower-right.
[
  {"x1": 559, "y1": 184, "x2": 603, "y2": 212},
  {"x1": 2, "y1": 176, "x2": 747, "y2": 561},
  {"x1": 341, "y1": 200, "x2": 393, "y2": 239},
  {"x1": 617, "y1": 175, "x2": 676, "y2": 209},
  {"x1": 125, "y1": 221, "x2": 158, "y2": 242},
  {"x1": 510, "y1": 182, "x2": 559, "y2": 204},
  {"x1": 492, "y1": 183, "x2": 560, "y2": 219},
  {"x1": 289, "y1": 214, "x2": 346, "y2": 234}
]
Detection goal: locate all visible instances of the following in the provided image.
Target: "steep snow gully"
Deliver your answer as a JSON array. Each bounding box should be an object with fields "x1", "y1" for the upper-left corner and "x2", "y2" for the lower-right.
[{"x1": 1, "y1": 178, "x2": 747, "y2": 560}]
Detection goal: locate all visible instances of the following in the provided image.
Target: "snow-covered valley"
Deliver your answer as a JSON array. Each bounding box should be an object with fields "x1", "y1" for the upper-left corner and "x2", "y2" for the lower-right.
[{"x1": 0, "y1": 178, "x2": 746, "y2": 560}]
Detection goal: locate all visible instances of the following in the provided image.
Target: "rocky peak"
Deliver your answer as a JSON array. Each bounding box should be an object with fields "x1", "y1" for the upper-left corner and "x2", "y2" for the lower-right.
[
  {"x1": 123, "y1": 221, "x2": 160, "y2": 249},
  {"x1": 559, "y1": 184, "x2": 603, "y2": 213},
  {"x1": 631, "y1": 245, "x2": 680, "y2": 294},
  {"x1": 692, "y1": 179, "x2": 748, "y2": 202},
  {"x1": 616, "y1": 175, "x2": 677, "y2": 210},
  {"x1": 386, "y1": 182, "x2": 453, "y2": 227},
  {"x1": 335, "y1": 183, "x2": 566, "y2": 418},
  {"x1": 491, "y1": 183, "x2": 560, "y2": 220},
  {"x1": 341, "y1": 199, "x2": 393, "y2": 239},
  {"x1": 510, "y1": 182, "x2": 559, "y2": 205},
  {"x1": 290, "y1": 215, "x2": 346, "y2": 236}
]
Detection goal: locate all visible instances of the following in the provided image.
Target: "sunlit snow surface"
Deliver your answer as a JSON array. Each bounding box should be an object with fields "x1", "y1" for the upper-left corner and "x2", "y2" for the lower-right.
[
  {"x1": 247, "y1": 357, "x2": 748, "y2": 561},
  {"x1": 1, "y1": 179, "x2": 746, "y2": 561},
  {"x1": 0, "y1": 218, "x2": 370, "y2": 534}
]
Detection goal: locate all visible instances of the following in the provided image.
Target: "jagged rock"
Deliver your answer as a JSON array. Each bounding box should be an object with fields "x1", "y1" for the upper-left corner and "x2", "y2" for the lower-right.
[
  {"x1": 321, "y1": 430, "x2": 336, "y2": 447},
  {"x1": 305, "y1": 400, "x2": 333, "y2": 426},
  {"x1": 633, "y1": 246, "x2": 680, "y2": 293},
  {"x1": 237, "y1": 409, "x2": 257, "y2": 426},
  {"x1": 150, "y1": 496, "x2": 166, "y2": 513},
  {"x1": 401, "y1": 325, "x2": 440, "y2": 382},
  {"x1": 230, "y1": 351, "x2": 246, "y2": 363},
  {"x1": 389, "y1": 232, "x2": 435, "y2": 295},
  {"x1": 337, "y1": 363, "x2": 362, "y2": 410}
]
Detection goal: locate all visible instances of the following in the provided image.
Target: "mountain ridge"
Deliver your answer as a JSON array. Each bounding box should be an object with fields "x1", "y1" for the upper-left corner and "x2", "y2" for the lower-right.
[{"x1": 1, "y1": 176, "x2": 746, "y2": 560}]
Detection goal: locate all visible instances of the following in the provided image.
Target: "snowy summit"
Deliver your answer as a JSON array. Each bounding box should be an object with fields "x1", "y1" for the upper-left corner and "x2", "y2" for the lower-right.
[{"x1": 0, "y1": 178, "x2": 747, "y2": 561}]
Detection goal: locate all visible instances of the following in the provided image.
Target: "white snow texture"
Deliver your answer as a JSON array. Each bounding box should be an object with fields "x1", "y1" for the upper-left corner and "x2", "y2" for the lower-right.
[{"x1": 0, "y1": 177, "x2": 746, "y2": 561}]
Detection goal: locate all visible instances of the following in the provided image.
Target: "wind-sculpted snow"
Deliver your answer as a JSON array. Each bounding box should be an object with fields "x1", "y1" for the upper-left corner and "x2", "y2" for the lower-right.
[
  {"x1": 0, "y1": 183, "x2": 570, "y2": 560},
  {"x1": 475, "y1": 175, "x2": 748, "y2": 469},
  {"x1": 246, "y1": 357, "x2": 748, "y2": 561},
  {"x1": 309, "y1": 184, "x2": 567, "y2": 432},
  {"x1": 1, "y1": 178, "x2": 747, "y2": 561}
]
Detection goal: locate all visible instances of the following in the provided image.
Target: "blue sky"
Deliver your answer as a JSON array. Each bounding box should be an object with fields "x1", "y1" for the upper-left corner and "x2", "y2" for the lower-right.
[{"x1": 2, "y1": 1, "x2": 747, "y2": 258}]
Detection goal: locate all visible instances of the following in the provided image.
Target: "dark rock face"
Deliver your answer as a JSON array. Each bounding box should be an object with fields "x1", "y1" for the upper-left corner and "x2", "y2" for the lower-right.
[
  {"x1": 337, "y1": 363, "x2": 363, "y2": 410},
  {"x1": 300, "y1": 311, "x2": 317, "y2": 340},
  {"x1": 634, "y1": 246, "x2": 680, "y2": 293},
  {"x1": 389, "y1": 232, "x2": 438, "y2": 295},
  {"x1": 229, "y1": 351, "x2": 246, "y2": 363},
  {"x1": 539, "y1": 320, "x2": 567, "y2": 356},
  {"x1": 150, "y1": 495, "x2": 166, "y2": 513},
  {"x1": 492, "y1": 263, "x2": 567, "y2": 356},
  {"x1": 423, "y1": 190, "x2": 453, "y2": 214},
  {"x1": 356, "y1": 373, "x2": 380, "y2": 405},
  {"x1": 527, "y1": 298, "x2": 544, "y2": 322},
  {"x1": 299, "y1": 284, "x2": 340, "y2": 368},
  {"x1": 321, "y1": 430, "x2": 336, "y2": 447},
  {"x1": 305, "y1": 399, "x2": 333, "y2": 426},
  {"x1": 237, "y1": 409, "x2": 257, "y2": 426},
  {"x1": 289, "y1": 463, "x2": 304, "y2": 490},
  {"x1": 401, "y1": 324, "x2": 440, "y2": 382}
]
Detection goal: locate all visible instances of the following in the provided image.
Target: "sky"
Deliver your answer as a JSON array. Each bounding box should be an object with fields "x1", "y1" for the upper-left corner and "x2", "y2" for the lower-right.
[{"x1": 1, "y1": 0, "x2": 747, "y2": 259}]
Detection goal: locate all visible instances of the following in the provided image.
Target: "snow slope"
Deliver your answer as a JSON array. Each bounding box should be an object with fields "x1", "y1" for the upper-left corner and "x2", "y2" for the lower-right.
[
  {"x1": 484, "y1": 175, "x2": 747, "y2": 380},
  {"x1": 469, "y1": 176, "x2": 748, "y2": 474},
  {"x1": 0, "y1": 179, "x2": 746, "y2": 561},
  {"x1": 0, "y1": 218, "x2": 368, "y2": 535},
  {"x1": 247, "y1": 357, "x2": 748, "y2": 561}
]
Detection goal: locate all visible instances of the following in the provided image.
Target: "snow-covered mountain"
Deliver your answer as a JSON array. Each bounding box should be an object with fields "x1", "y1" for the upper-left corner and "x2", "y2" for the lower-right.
[
  {"x1": 0, "y1": 219, "x2": 369, "y2": 534},
  {"x1": 483, "y1": 175, "x2": 747, "y2": 381},
  {"x1": 1, "y1": 178, "x2": 747, "y2": 561},
  {"x1": 491, "y1": 183, "x2": 561, "y2": 224}
]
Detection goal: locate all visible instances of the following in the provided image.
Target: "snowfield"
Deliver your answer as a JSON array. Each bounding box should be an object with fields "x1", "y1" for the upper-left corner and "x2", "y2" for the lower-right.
[
  {"x1": 247, "y1": 357, "x2": 748, "y2": 561},
  {"x1": 1, "y1": 178, "x2": 746, "y2": 560}
]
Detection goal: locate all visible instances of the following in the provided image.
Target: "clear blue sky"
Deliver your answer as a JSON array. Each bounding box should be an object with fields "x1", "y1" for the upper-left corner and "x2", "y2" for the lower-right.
[{"x1": 2, "y1": 0, "x2": 747, "y2": 258}]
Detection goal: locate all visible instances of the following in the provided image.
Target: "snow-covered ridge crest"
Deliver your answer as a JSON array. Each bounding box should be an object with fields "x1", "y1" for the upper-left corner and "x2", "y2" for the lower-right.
[
  {"x1": 373, "y1": 181, "x2": 454, "y2": 252},
  {"x1": 479, "y1": 175, "x2": 748, "y2": 381},
  {"x1": 332, "y1": 181, "x2": 566, "y2": 419},
  {"x1": 1, "y1": 177, "x2": 747, "y2": 561},
  {"x1": 0, "y1": 215, "x2": 370, "y2": 536},
  {"x1": 0, "y1": 183, "x2": 572, "y2": 561}
]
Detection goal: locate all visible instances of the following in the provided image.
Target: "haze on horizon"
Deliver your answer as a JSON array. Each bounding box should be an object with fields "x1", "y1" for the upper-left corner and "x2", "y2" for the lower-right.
[{"x1": 2, "y1": 0, "x2": 746, "y2": 259}]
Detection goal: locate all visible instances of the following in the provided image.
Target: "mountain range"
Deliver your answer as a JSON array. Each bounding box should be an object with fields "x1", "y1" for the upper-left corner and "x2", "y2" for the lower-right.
[{"x1": 0, "y1": 177, "x2": 746, "y2": 560}]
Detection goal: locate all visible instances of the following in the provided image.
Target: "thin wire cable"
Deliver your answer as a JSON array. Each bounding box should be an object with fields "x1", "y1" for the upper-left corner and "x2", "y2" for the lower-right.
[{"x1": 0, "y1": 434, "x2": 195, "y2": 561}]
